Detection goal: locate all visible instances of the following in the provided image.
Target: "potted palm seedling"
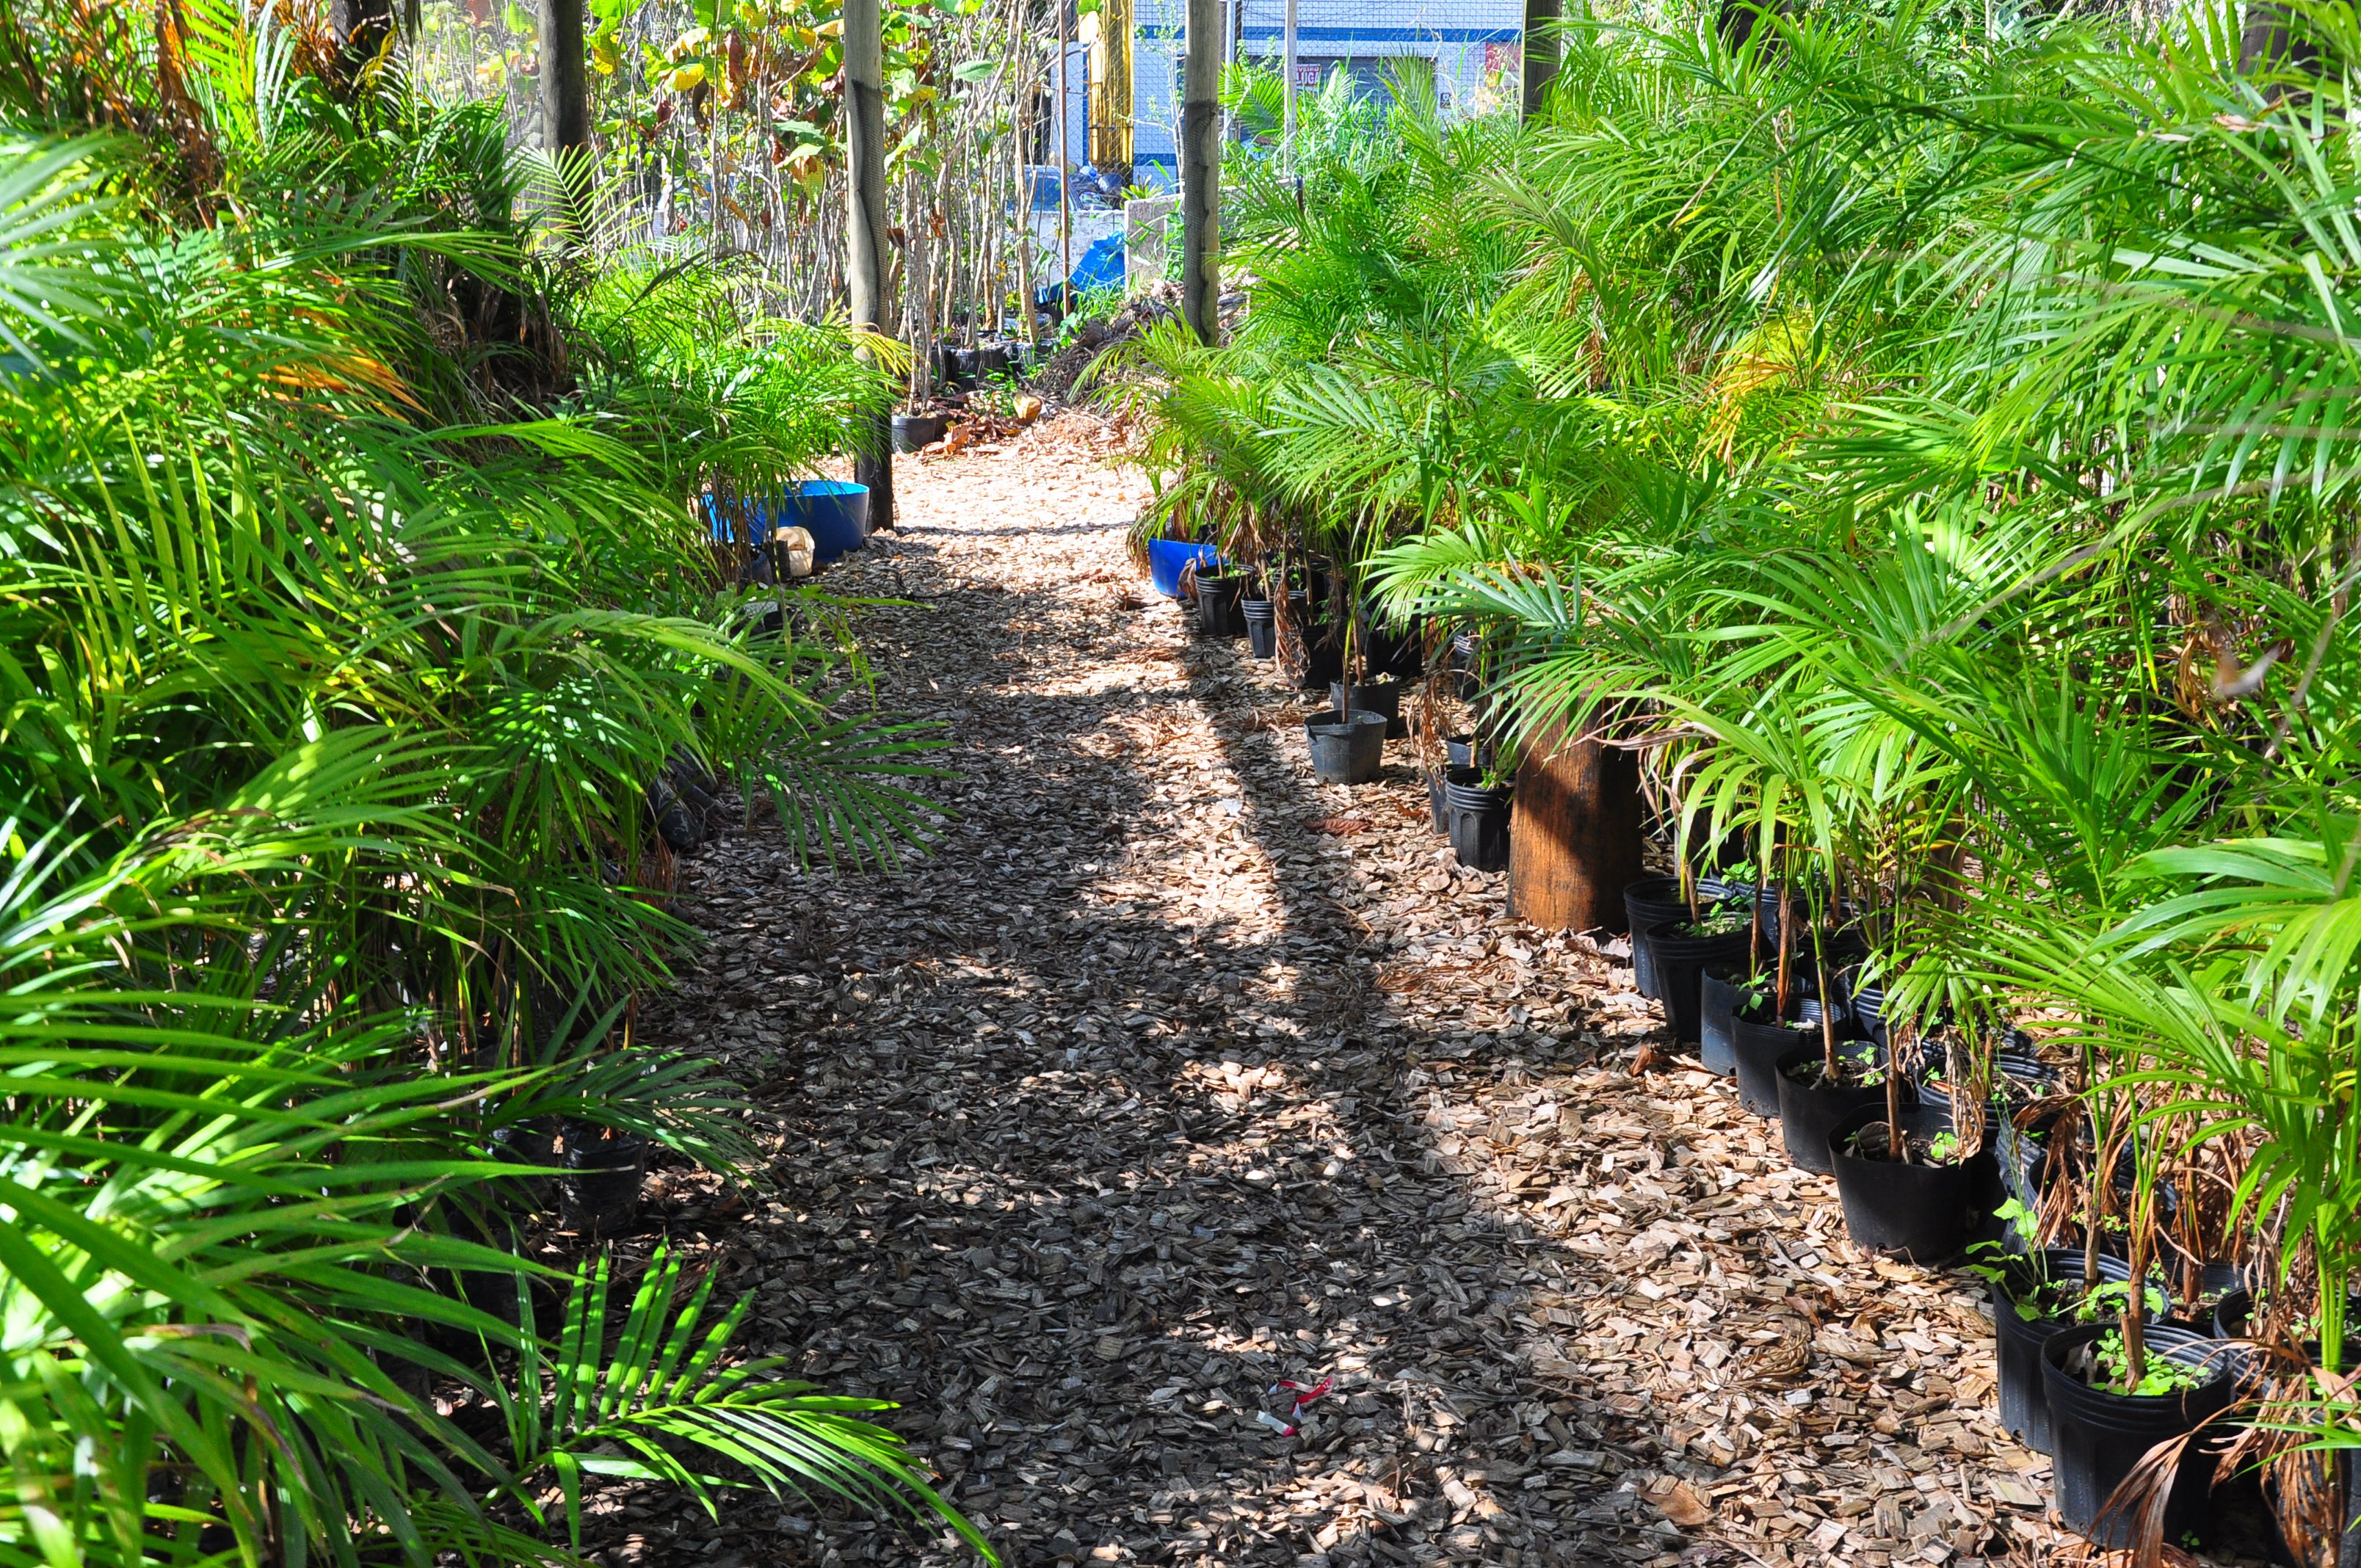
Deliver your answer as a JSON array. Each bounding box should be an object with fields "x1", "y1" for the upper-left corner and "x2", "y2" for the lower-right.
[
  {"x1": 1444, "y1": 761, "x2": 1514, "y2": 871},
  {"x1": 1303, "y1": 555, "x2": 1387, "y2": 785},
  {"x1": 1828, "y1": 1017, "x2": 1983, "y2": 1261},
  {"x1": 1774, "y1": 873, "x2": 1897, "y2": 1174}
]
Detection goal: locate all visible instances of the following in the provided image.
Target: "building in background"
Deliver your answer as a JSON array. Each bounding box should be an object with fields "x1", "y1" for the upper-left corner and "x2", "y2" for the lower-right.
[{"x1": 1126, "y1": 0, "x2": 1520, "y2": 186}]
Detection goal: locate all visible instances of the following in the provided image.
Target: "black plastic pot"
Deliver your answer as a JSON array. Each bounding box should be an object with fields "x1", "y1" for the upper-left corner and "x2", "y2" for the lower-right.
[
  {"x1": 1366, "y1": 623, "x2": 1425, "y2": 679},
  {"x1": 1918, "y1": 1045, "x2": 2059, "y2": 1246},
  {"x1": 891, "y1": 412, "x2": 947, "y2": 451},
  {"x1": 1730, "y1": 997, "x2": 1836, "y2": 1117},
  {"x1": 1991, "y1": 1248, "x2": 2137, "y2": 1453},
  {"x1": 1241, "y1": 598, "x2": 1277, "y2": 658},
  {"x1": 2213, "y1": 1288, "x2": 2360, "y2": 1372},
  {"x1": 974, "y1": 343, "x2": 1012, "y2": 380},
  {"x1": 1443, "y1": 767, "x2": 1512, "y2": 872},
  {"x1": 1329, "y1": 678, "x2": 1406, "y2": 738},
  {"x1": 1306, "y1": 709, "x2": 1387, "y2": 784},
  {"x1": 558, "y1": 1120, "x2": 648, "y2": 1238},
  {"x1": 1775, "y1": 1044, "x2": 1907, "y2": 1175},
  {"x1": 1851, "y1": 980, "x2": 1887, "y2": 1048},
  {"x1": 1644, "y1": 917, "x2": 1755, "y2": 1045},
  {"x1": 1828, "y1": 1103, "x2": 1979, "y2": 1263},
  {"x1": 1197, "y1": 572, "x2": 1245, "y2": 637},
  {"x1": 488, "y1": 1117, "x2": 558, "y2": 1209},
  {"x1": 1451, "y1": 629, "x2": 1484, "y2": 701},
  {"x1": 1445, "y1": 733, "x2": 1478, "y2": 770},
  {"x1": 2042, "y1": 1322, "x2": 2236, "y2": 1547},
  {"x1": 1699, "y1": 962, "x2": 1750, "y2": 1078},
  {"x1": 1424, "y1": 772, "x2": 1448, "y2": 834},
  {"x1": 1283, "y1": 595, "x2": 1343, "y2": 688},
  {"x1": 2263, "y1": 1454, "x2": 2361, "y2": 1568},
  {"x1": 1622, "y1": 876, "x2": 1739, "y2": 998}
]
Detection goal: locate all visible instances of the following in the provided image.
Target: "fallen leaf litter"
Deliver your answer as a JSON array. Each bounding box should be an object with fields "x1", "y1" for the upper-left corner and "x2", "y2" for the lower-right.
[{"x1": 605, "y1": 413, "x2": 2090, "y2": 1567}]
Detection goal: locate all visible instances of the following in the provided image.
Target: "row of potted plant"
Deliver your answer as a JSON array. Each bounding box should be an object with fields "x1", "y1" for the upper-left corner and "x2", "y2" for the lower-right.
[{"x1": 1180, "y1": 557, "x2": 1515, "y2": 868}]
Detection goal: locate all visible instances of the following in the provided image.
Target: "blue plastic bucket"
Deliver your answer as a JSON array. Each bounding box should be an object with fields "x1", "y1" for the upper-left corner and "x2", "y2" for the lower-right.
[
  {"x1": 777, "y1": 480, "x2": 869, "y2": 564},
  {"x1": 1147, "y1": 539, "x2": 1221, "y2": 598}
]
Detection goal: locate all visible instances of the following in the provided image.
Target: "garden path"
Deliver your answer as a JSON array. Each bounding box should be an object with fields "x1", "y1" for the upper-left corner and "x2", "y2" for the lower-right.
[{"x1": 625, "y1": 415, "x2": 2065, "y2": 1568}]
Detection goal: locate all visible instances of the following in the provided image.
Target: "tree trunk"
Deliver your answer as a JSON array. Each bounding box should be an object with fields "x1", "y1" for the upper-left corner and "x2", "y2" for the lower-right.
[
  {"x1": 1178, "y1": 0, "x2": 1221, "y2": 346},
  {"x1": 1520, "y1": 0, "x2": 1559, "y2": 118},
  {"x1": 844, "y1": 0, "x2": 895, "y2": 529},
  {"x1": 540, "y1": 0, "x2": 591, "y2": 233},
  {"x1": 1506, "y1": 716, "x2": 1644, "y2": 932}
]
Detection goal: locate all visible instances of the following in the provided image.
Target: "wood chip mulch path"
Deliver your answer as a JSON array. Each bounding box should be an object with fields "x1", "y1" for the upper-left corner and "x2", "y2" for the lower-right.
[{"x1": 617, "y1": 414, "x2": 2083, "y2": 1568}]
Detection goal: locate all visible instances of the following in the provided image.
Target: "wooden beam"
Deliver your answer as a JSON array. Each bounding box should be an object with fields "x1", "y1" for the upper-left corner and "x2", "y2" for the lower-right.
[
  {"x1": 1508, "y1": 716, "x2": 1645, "y2": 933},
  {"x1": 844, "y1": 0, "x2": 896, "y2": 528},
  {"x1": 1179, "y1": 0, "x2": 1221, "y2": 345}
]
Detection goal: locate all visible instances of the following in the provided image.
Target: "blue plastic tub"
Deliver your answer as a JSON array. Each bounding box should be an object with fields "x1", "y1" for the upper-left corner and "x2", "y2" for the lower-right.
[
  {"x1": 778, "y1": 480, "x2": 870, "y2": 564},
  {"x1": 1147, "y1": 539, "x2": 1222, "y2": 598}
]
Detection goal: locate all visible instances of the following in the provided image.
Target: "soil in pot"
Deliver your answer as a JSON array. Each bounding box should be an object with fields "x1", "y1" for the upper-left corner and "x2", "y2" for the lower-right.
[
  {"x1": 1645, "y1": 910, "x2": 1756, "y2": 1045},
  {"x1": 1990, "y1": 1248, "x2": 2142, "y2": 1453},
  {"x1": 1306, "y1": 709, "x2": 1387, "y2": 785},
  {"x1": 1774, "y1": 1043, "x2": 1906, "y2": 1175},
  {"x1": 1829, "y1": 1103, "x2": 1981, "y2": 1263},
  {"x1": 1730, "y1": 992, "x2": 1838, "y2": 1117},
  {"x1": 2042, "y1": 1321, "x2": 2237, "y2": 1547},
  {"x1": 1329, "y1": 678, "x2": 1406, "y2": 738},
  {"x1": 558, "y1": 1119, "x2": 648, "y2": 1238},
  {"x1": 1241, "y1": 598, "x2": 1277, "y2": 658},
  {"x1": 1443, "y1": 766, "x2": 1512, "y2": 872},
  {"x1": 1622, "y1": 876, "x2": 1740, "y2": 999}
]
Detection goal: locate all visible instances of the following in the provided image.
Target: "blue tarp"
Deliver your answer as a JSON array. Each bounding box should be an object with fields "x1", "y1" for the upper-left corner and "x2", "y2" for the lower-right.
[{"x1": 1068, "y1": 233, "x2": 1124, "y2": 295}]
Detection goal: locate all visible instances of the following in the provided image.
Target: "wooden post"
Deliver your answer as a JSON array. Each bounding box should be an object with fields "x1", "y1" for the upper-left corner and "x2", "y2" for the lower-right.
[
  {"x1": 1520, "y1": 0, "x2": 1559, "y2": 117},
  {"x1": 1509, "y1": 715, "x2": 1645, "y2": 932},
  {"x1": 540, "y1": 0, "x2": 591, "y2": 231},
  {"x1": 845, "y1": 0, "x2": 895, "y2": 529},
  {"x1": 1179, "y1": 0, "x2": 1220, "y2": 344}
]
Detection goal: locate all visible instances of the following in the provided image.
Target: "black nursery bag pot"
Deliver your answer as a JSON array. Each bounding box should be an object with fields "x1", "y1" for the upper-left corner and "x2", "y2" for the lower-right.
[
  {"x1": 1731, "y1": 1001, "x2": 1829, "y2": 1117},
  {"x1": 1329, "y1": 678, "x2": 1406, "y2": 738},
  {"x1": 1645, "y1": 917, "x2": 1755, "y2": 1046},
  {"x1": 1699, "y1": 961, "x2": 1749, "y2": 1078},
  {"x1": 1774, "y1": 1042, "x2": 1898, "y2": 1175},
  {"x1": 1827, "y1": 1103, "x2": 1979, "y2": 1263},
  {"x1": 1443, "y1": 767, "x2": 1512, "y2": 872},
  {"x1": 1622, "y1": 876, "x2": 1738, "y2": 1000},
  {"x1": 1241, "y1": 597, "x2": 1277, "y2": 658},
  {"x1": 2041, "y1": 1322, "x2": 2235, "y2": 1547},
  {"x1": 1306, "y1": 710, "x2": 1386, "y2": 784},
  {"x1": 1990, "y1": 1249, "x2": 2139, "y2": 1453}
]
